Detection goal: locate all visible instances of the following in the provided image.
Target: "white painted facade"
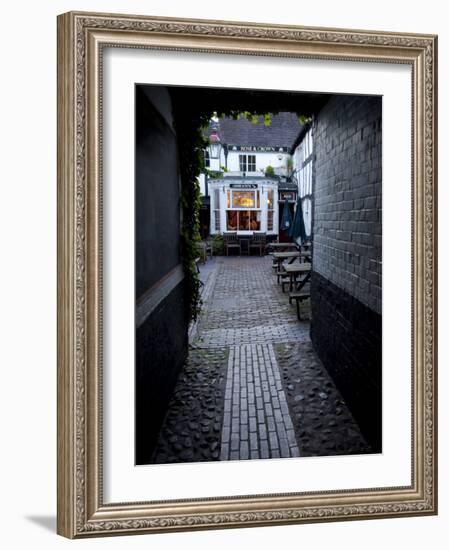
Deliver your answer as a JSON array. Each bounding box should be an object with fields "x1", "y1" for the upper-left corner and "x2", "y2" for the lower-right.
[
  {"x1": 204, "y1": 148, "x2": 290, "y2": 174},
  {"x1": 225, "y1": 150, "x2": 291, "y2": 176},
  {"x1": 199, "y1": 149, "x2": 291, "y2": 199},
  {"x1": 292, "y1": 127, "x2": 314, "y2": 238}
]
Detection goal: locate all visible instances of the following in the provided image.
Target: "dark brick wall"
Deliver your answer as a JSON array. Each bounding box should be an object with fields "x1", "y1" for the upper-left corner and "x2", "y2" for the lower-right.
[
  {"x1": 311, "y1": 95, "x2": 382, "y2": 451},
  {"x1": 136, "y1": 282, "x2": 188, "y2": 464},
  {"x1": 311, "y1": 272, "x2": 382, "y2": 451},
  {"x1": 135, "y1": 86, "x2": 189, "y2": 464},
  {"x1": 313, "y1": 95, "x2": 382, "y2": 314}
]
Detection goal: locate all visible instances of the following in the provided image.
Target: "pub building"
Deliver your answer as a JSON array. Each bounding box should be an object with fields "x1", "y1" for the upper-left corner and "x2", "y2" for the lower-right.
[{"x1": 199, "y1": 112, "x2": 304, "y2": 240}]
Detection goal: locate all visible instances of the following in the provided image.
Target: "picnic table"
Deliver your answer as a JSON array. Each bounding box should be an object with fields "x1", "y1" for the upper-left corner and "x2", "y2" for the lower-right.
[
  {"x1": 284, "y1": 262, "x2": 311, "y2": 292},
  {"x1": 272, "y1": 250, "x2": 301, "y2": 262},
  {"x1": 267, "y1": 242, "x2": 298, "y2": 253},
  {"x1": 300, "y1": 250, "x2": 312, "y2": 263},
  {"x1": 272, "y1": 251, "x2": 301, "y2": 281}
]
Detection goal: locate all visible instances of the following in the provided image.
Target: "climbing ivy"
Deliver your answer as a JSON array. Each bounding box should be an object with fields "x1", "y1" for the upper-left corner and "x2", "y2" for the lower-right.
[{"x1": 173, "y1": 110, "x2": 211, "y2": 322}]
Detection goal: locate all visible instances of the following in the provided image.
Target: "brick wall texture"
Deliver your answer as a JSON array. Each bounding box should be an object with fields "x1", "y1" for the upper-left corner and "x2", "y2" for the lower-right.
[{"x1": 313, "y1": 95, "x2": 382, "y2": 315}]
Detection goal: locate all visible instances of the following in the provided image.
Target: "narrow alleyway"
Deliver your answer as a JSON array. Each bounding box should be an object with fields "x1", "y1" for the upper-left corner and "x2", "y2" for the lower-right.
[{"x1": 151, "y1": 256, "x2": 371, "y2": 464}]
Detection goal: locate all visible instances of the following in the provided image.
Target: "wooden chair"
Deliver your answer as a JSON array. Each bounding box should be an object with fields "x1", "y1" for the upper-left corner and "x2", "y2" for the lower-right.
[
  {"x1": 199, "y1": 240, "x2": 212, "y2": 262},
  {"x1": 223, "y1": 232, "x2": 241, "y2": 256},
  {"x1": 249, "y1": 232, "x2": 266, "y2": 256}
]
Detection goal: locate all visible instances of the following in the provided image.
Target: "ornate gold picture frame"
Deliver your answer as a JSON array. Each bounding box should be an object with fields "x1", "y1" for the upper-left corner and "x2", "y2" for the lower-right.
[{"x1": 57, "y1": 11, "x2": 437, "y2": 538}]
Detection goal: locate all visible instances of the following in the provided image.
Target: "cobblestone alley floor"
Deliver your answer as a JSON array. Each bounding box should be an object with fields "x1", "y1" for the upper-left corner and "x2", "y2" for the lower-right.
[{"x1": 151, "y1": 255, "x2": 371, "y2": 463}]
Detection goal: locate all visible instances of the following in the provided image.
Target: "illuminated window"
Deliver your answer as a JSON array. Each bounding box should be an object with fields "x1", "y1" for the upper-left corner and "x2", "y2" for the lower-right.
[
  {"x1": 225, "y1": 189, "x2": 261, "y2": 231},
  {"x1": 226, "y1": 211, "x2": 261, "y2": 231},
  {"x1": 232, "y1": 191, "x2": 255, "y2": 208}
]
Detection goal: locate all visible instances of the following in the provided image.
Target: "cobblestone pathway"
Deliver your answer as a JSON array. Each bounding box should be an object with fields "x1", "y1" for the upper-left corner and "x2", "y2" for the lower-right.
[{"x1": 151, "y1": 256, "x2": 370, "y2": 464}]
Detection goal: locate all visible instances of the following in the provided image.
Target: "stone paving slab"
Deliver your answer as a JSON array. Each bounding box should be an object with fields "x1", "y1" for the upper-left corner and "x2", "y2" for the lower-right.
[
  {"x1": 195, "y1": 323, "x2": 310, "y2": 348},
  {"x1": 220, "y1": 343, "x2": 299, "y2": 460}
]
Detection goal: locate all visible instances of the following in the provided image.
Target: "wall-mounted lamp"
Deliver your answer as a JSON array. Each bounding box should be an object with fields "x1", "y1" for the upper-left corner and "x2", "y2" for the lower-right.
[{"x1": 208, "y1": 130, "x2": 222, "y2": 159}]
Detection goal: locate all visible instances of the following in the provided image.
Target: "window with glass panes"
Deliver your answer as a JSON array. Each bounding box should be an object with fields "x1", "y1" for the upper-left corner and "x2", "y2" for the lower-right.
[
  {"x1": 226, "y1": 188, "x2": 261, "y2": 231},
  {"x1": 213, "y1": 188, "x2": 221, "y2": 231},
  {"x1": 239, "y1": 154, "x2": 256, "y2": 172}
]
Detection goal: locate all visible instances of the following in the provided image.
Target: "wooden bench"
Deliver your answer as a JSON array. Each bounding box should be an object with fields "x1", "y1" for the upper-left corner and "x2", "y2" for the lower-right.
[
  {"x1": 282, "y1": 263, "x2": 311, "y2": 293},
  {"x1": 289, "y1": 286, "x2": 311, "y2": 320},
  {"x1": 276, "y1": 265, "x2": 288, "y2": 285}
]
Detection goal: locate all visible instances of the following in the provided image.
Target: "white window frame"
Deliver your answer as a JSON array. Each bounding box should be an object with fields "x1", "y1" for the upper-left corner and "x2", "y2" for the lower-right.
[
  {"x1": 225, "y1": 188, "x2": 261, "y2": 232},
  {"x1": 267, "y1": 188, "x2": 275, "y2": 231},
  {"x1": 239, "y1": 154, "x2": 256, "y2": 172},
  {"x1": 212, "y1": 188, "x2": 221, "y2": 232}
]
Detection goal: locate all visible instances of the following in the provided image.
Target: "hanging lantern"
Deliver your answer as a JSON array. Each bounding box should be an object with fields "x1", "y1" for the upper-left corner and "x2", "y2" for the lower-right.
[{"x1": 208, "y1": 130, "x2": 222, "y2": 159}]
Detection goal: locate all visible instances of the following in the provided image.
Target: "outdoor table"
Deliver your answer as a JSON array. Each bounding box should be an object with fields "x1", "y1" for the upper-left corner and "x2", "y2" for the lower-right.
[
  {"x1": 236, "y1": 234, "x2": 252, "y2": 255},
  {"x1": 267, "y1": 242, "x2": 298, "y2": 253},
  {"x1": 300, "y1": 250, "x2": 312, "y2": 263},
  {"x1": 272, "y1": 251, "x2": 301, "y2": 283},
  {"x1": 284, "y1": 262, "x2": 311, "y2": 292},
  {"x1": 272, "y1": 250, "x2": 301, "y2": 269},
  {"x1": 272, "y1": 251, "x2": 301, "y2": 261}
]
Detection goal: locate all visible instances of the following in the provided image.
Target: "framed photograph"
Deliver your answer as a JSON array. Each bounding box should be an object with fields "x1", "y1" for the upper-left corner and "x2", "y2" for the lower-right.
[{"x1": 57, "y1": 11, "x2": 437, "y2": 538}]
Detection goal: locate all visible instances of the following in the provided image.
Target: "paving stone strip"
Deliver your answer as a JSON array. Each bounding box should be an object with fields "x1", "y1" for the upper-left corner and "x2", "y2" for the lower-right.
[{"x1": 220, "y1": 343, "x2": 299, "y2": 460}]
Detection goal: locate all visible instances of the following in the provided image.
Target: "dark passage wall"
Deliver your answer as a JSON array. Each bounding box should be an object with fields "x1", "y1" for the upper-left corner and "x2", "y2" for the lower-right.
[
  {"x1": 135, "y1": 86, "x2": 188, "y2": 464},
  {"x1": 311, "y1": 95, "x2": 382, "y2": 452},
  {"x1": 136, "y1": 86, "x2": 181, "y2": 296}
]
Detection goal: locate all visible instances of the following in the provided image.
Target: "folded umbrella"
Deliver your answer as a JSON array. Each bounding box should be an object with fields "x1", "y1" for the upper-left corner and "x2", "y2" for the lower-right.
[
  {"x1": 280, "y1": 198, "x2": 293, "y2": 231},
  {"x1": 289, "y1": 198, "x2": 307, "y2": 243}
]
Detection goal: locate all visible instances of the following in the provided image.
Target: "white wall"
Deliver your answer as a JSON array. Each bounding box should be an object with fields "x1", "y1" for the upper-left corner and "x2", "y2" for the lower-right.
[
  {"x1": 205, "y1": 149, "x2": 291, "y2": 178},
  {"x1": 0, "y1": 1, "x2": 446, "y2": 550},
  {"x1": 226, "y1": 151, "x2": 291, "y2": 174}
]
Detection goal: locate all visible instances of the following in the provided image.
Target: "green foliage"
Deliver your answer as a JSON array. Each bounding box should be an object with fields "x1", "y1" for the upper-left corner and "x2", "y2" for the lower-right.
[
  {"x1": 173, "y1": 111, "x2": 210, "y2": 323},
  {"x1": 205, "y1": 169, "x2": 224, "y2": 179},
  {"x1": 265, "y1": 165, "x2": 275, "y2": 177},
  {"x1": 217, "y1": 110, "x2": 273, "y2": 126},
  {"x1": 211, "y1": 235, "x2": 225, "y2": 255},
  {"x1": 297, "y1": 114, "x2": 312, "y2": 125}
]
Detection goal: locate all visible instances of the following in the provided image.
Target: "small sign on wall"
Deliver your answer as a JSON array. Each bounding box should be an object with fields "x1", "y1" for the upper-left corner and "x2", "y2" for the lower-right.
[{"x1": 229, "y1": 183, "x2": 258, "y2": 189}]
